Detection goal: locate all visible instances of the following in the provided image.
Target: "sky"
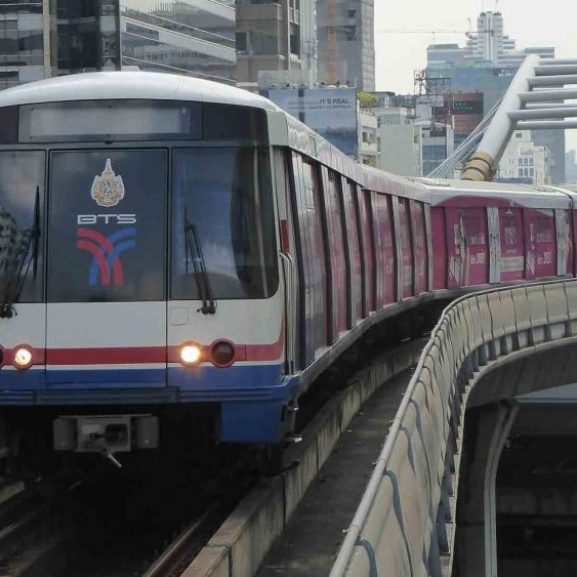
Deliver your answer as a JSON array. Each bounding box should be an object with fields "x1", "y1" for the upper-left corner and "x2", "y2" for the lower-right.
[{"x1": 374, "y1": 0, "x2": 577, "y2": 151}]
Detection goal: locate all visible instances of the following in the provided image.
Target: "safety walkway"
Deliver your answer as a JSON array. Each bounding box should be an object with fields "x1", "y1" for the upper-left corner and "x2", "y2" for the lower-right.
[{"x1": 256, "y1": 369, "x2": 415, "y2": 577}]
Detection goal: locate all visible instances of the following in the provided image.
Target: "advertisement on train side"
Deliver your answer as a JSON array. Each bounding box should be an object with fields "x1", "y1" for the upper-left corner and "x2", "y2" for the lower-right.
[{"x1": 262, "y1": 87, "x2": 358, "y2": 158}]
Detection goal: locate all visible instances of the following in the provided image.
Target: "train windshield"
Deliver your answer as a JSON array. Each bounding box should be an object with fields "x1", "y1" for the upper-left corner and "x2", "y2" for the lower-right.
[
  {"x1": 0, "y1": 151, "x2": 45, "y2": 312},
  {"x1": 171, "y1": 147, "x2": 278, "y2": 300},
  {"x1": 47, "y1": 150, "x2": 167, "y2": 302},
  {"x1": 43, "y1": 146, "x2": 276, "y2": 303}
]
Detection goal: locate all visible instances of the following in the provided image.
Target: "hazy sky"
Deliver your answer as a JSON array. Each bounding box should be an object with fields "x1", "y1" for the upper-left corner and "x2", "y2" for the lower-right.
[{"x1": 374, "y1": 0, "x2": 577, "y2": 151}]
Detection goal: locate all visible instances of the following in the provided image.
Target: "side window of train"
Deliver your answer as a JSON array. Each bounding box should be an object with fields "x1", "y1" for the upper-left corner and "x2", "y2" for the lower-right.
[
  {"x1": 324, "y1": 170, "x2": 348, "y2": 339},
  {"x1": 371, "y1": 192, "x2": 395, "y2": 308},
  {"x1": 410, "y1": 201, "x2": 427, "y2": 295},
  {"x1": 397, "y1": 198, "x2": 414, "y2": 298},
  {"x1": 358, "y1": 188, "x2": 375, "y2": 314},
  {"x1": 341, "y1": 179, "x2": 363, "y2": 326},
  {"x1": 290, "y1": 153, "x2": 328, "y2": 366}
]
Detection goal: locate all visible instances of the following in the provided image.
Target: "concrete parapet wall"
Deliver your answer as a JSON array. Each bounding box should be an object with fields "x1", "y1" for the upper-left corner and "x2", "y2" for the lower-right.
[
  {"x1": 330, "y1": 279, "x2": 577, "y2": 577},
  {"x1": 188, "y1": 341, "x2": 422, "y2": 577}
]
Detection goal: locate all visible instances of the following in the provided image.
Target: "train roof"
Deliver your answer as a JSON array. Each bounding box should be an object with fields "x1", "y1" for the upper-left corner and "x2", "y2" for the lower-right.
[
  {"x1": 415, "y1": 177, "x2": 572, "y2": 209},
  {"x1": 362, "y1": 164, "x2": 432, "y2": 202},
  {"x1": 0, "y1": 71, "x2": 279, "y2": 111}
]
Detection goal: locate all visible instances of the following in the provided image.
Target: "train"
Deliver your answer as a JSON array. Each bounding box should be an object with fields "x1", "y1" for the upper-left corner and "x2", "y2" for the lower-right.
[{"x1": 0, "y1": 71, "x2": 574, "y2": 464}]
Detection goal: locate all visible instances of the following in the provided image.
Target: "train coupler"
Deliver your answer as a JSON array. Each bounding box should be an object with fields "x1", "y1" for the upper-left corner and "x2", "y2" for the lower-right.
[{"x1": 53, "y1": 414, "x2": 159, "y2": 455}]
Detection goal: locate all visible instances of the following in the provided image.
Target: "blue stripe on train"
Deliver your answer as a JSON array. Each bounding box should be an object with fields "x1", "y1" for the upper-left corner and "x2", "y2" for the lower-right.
[{"x1": 0, "y1": 364, "x2": 290, "y2": 405}]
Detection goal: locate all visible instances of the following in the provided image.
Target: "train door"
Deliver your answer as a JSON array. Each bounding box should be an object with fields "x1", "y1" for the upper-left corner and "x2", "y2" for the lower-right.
[
  {"x1": 322, "y1": 169, "x2": 348, "y2": 341},
  {"x1": 525, "y1": 209, "x2": 536, "y2": 281},
  {"x1": 525, "y1": 209, "x2": 556, "y2": 279},
  {"x1": 289, "y1": 155, "x2": 328, "y2": 366},
  {"x1": 397, "y1": 198, "x2": 414, "y2": 298},
  {"x1": 487, "y1": 207, "x2": 501, "y2": 283},
  {"x1": 341, "y1": 178, "x2": 363, "y2": 326},
  {"x1": 45, "y1": 150, "x2": 168, "y2": 388},
  {"x1": 445, "y1": 208, "x2": 464, "y2": 288},
  {"x1": 555, "y1": 209, "x2": 571, "y2": 276},
  {"x1": 372, "y1": 193, "x2": 395, "y2": 308},
  {"x1": 498, "y1": 207, "x2": 524, "y2": 282}
]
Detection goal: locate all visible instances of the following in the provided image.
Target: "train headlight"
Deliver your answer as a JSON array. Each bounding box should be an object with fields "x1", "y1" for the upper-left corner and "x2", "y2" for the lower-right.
[
  {"x1": 13, "y1": 347, "x2": 33, "y2": 370},
  {"x1": 180, "y1": 343, "x2": 202, "y2": 366}
]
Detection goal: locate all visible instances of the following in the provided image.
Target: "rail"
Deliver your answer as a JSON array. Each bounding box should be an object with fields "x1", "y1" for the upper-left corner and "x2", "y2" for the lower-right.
[{"x1": 329, "y1": 279, "x2": 577, "y2": 577}]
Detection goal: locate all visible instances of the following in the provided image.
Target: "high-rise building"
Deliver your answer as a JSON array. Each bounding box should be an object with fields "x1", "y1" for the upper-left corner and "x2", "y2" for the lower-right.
[
  {"x1": 499, "y1": 130, "x2": 550, "y2": 186},
  {"x1": 0, "y1": 0, "x2": 120, "y2": 90},
  {"x1": 426, "y1": 11, "x2": 565, "y2": 184},
  {"x1": 427, "y1": 12, "x2": 554, "y2": 71},
  {"x1": 317, "y1": 0, "x2": 375, "y2": 90},
  {"x1": 120, "y1": 0, "x2": 236, "y2": 85},
  {"x1": 235, "y1": 0, "x2": 305, "y2": 88},
  {"x1": 466, "y1": 12, "x2": 554, "y2": 67}
]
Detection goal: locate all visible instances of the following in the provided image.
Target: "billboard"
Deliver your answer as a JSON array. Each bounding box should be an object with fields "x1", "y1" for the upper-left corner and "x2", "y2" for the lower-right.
[{"x1": 263, "y1": 87, "x2": 358, "y2": 158}]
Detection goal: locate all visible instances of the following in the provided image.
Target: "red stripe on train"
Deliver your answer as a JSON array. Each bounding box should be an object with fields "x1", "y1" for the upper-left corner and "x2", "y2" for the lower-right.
[{"x1": 3, "y1": 327, "x2": 285, "y2": 367}]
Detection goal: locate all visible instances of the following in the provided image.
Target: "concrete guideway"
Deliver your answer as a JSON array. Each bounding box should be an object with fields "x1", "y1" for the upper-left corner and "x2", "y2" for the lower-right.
[
  {"x1": 183, "y1": 341, "x2": 424, "y2": 577},
  {"x1": 330, "y1": 279, "x2": 577, "y2": 577}
]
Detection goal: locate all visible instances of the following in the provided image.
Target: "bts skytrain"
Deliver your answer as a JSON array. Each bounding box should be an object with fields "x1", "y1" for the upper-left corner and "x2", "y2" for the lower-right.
[{"x1": 0, "y1": 72, "x2": 573, "y2": 460}]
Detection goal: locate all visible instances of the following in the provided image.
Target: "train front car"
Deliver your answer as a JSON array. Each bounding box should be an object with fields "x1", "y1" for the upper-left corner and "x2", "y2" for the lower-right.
[{"x1": 0, "y1": 72, "x2": 287, "y2": 463}]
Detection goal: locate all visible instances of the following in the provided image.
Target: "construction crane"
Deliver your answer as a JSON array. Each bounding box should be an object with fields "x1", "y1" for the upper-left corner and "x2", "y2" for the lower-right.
[{"x1": 376, "y1": 28, "x2": 492, "y2": 38}]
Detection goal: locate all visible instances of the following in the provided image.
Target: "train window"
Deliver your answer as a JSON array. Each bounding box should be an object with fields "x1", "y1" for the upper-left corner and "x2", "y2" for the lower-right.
[
  {"x1": 0, "y1": 107, "x2": 17, "y2": 144},
  {"x1": 203, "y1": 104, "x2": 268, "y2": 143},
  {"x1": 0, "y1": 151, "x2": 45, "y2": 304},
  {"x1": 342, "y1": 180, "x2": 362, "y2": 323},
  {"x1": 293, "y1": 156, "x2": 328, "y2": 356},
  {"x1": 19, "y1": 100, "x2": 202, "y2": 142},
  {"x1": 398, "y1": 198, "x2": 413, "y2": 298},
  {"x1": 171, "y1": 147, "x2": 278, "y2": 300},
  {"x1": 324, "y1": 170, "x2": 347, "y2": 337},
  {"x1": 47, "y1": 150, "x2": 167, "y2": 302}
]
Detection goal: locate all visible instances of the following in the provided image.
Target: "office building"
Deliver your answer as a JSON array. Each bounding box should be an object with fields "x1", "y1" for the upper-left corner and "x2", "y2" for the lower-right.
[
  {"x1": 0, "y1": 0, "x2": 120, "y2": 90},
  {"x1": 317, "y1": 0, "x2": 375, "y2": 90},
  {"x1": 359, "y1": 110, "x2": 378, "y2": 165},
  {"x1": 378, "y1": 124, "x2": 422, "y2": 176},
  {"x1": 499, "y1": 131, "x2": 550, "y2": 186},
  {"x1": 120, "y1": 0, "x2": 236, "y2": 85},
  {"x1": 235, "y1": 0, "x2": 305, "y2": 88},
  {"x1": 0, "y1": 0, "x2": 237, "y2": 92}
]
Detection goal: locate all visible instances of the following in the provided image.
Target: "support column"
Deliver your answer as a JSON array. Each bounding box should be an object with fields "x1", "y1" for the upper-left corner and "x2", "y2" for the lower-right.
[{"x1": 456, "y1": 402, "x2": 519, "y2": 577}]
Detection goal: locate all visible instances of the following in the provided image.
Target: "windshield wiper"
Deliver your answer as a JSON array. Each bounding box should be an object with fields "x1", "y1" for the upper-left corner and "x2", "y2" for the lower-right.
[
  {"x1": 0, "y1": 186, "x2": 41, "y2": 319},
  {"x1": 184, "y1": 209, "x2": 216, "y2": 315}
]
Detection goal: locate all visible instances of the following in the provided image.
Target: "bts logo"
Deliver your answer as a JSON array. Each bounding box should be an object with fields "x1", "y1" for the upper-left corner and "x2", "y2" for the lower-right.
[{"x1": 76, "y1": 228, "x2": 136, "y2": 287}]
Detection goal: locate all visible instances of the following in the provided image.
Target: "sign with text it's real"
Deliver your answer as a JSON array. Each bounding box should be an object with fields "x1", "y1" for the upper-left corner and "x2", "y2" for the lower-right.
[{"x1": 264, "y1": 87, "x2": 358, "y2": 158}]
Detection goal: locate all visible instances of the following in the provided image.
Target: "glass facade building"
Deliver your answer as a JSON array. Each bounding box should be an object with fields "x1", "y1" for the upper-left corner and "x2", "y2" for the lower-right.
[
  {"x1": 120, "y1": 0, "x2": 236, "y2": 85},
  {"x1": 0, "y1": 0, "x2": 120, "y2": 90},
  {"x1": 0, "y1": 0, "x2": 236, "y2": 91},
  {"x1": 0, "y1": 0, "x2": 45, "y2": 90}
]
